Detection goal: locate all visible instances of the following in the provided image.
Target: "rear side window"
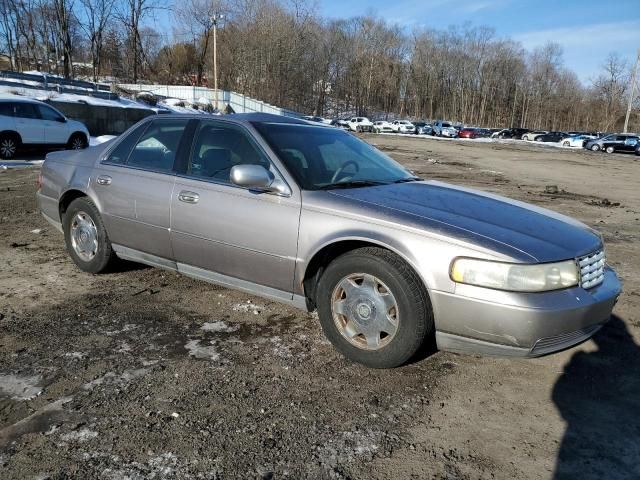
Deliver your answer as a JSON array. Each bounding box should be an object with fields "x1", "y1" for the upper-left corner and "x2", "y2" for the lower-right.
[
  {"x1": 126, "y1": 119, "x2": 189, "y2": 172},
  {"x1": 105, "y1": 122, "x2": 150, "y2": 165},
  {"x1": 14, "y1": 103, "x2": 41, "y2": 119},
  {"x1": 0, "y1": 103, "x2": 14, "y2": 117}
]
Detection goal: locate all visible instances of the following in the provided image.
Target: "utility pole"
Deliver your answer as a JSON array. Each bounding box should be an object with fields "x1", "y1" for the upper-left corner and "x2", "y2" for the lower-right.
[
  {"x1": 623, "y1": 48, "x2": 640, "y2": 133},
  {"x1": 211, "y1": 13, "x2": 224, "y2": 111}
]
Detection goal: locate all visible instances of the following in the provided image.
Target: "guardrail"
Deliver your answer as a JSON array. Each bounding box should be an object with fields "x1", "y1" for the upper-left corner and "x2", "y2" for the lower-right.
[
  {"x1": 117, "y1": 83, "x2": 301, "y2": 118},
  {"x1": 0, "y1": 70, "x2": 115, "y2": 99}
]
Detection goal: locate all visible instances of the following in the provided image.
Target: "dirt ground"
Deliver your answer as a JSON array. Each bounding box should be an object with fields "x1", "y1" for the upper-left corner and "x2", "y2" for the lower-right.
[{"x1": 0, "y1": 136, "x2": 638, "y2": 480}]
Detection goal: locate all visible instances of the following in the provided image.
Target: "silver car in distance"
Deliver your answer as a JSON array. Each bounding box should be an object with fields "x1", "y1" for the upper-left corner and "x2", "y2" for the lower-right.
[{"x1": 37, "y1": 114, "x2": 622, "y2": 368}]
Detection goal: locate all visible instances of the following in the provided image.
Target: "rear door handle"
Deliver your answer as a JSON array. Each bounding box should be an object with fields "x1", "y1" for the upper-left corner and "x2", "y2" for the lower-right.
[
  {"x1": 96, "y1": 175, "x2": 112, "y2": 185},
  {"x1": 178, "y1": 191, "x2": 199, "y2": 204}
]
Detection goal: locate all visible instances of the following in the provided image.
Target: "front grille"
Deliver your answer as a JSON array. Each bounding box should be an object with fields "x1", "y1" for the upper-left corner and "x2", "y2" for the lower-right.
[
  {"x1": 578, "y1": 250, "x2": 605, "y2": 289},
  {"x1": 530, "y1": 324, "x2": 602, "y2": 356}
]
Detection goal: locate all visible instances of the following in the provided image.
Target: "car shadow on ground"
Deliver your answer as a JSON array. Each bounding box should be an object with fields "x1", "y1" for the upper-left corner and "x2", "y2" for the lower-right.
[{"x1": 552, "y1": 315, "x2": 640, "y2": 479}]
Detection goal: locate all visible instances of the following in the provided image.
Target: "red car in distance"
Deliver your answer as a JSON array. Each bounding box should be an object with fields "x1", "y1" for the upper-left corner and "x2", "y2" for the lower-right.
[{"x1": 458, "y1": 128, "x2": 491, "y2": 139}]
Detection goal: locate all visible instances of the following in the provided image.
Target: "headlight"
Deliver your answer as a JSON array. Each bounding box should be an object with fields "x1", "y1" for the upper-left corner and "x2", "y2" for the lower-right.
[{"x1": 450, "y1": 257, "x2": 579, "y2": 292}]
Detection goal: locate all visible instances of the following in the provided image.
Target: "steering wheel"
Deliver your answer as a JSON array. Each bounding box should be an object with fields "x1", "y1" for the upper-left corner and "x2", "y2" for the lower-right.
[{"x1": 331, "y1": 160, "x2": 359, "y2": 183}]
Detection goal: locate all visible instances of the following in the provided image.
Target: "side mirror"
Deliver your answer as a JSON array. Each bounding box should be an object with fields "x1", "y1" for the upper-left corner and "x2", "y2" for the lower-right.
[
  {"x1": 230, "y1": 164, "x2": 289, "y2": 195},
  {"x1": 56, "y1": 116, "x2": 67, "y2": 123}
]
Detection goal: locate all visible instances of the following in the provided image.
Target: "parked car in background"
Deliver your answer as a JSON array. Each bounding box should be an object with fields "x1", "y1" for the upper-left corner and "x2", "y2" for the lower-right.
[
  {"x1": 601, "y1": 135, "x2": 639, "y2": 154},
  {"x1": 38, "y1": 113, "x2": 621, "y2": 368},
  {"x1": 458, "y1": 128, "x2": 491, "y2": 139},
  {"x1": 492, "y1": 128, "x2": 530, "y2": 139},
  {"x1": 303, "y1": 116, "x2": 328, "y2": 124},
  {"x1": 391, "y1": 120, "x2": 416, "y2": 134},
  {"x1": 561, "y1": 134, "x2": 596, "y2": 148},
  {"x1": 522, "y1": 130, "x2": 547, "y2": 141},
  {"x1": 330, "y1": 118, "x2": 350, "y2": 129},
  {"x1": 373, "y1": 121, "x2": 393, "y2": 134},
  {"x1": 584, "y1": 133, "x2": 637, "y2": 152},
  {"x1": 413, "y1": 122, "x2": 433, "y2": 135},
  {"x1": 433, "y1": 120, "x2": 458, "y2": 137},
  {"x1": 0, "y1": 97, "x2": 90, "y2": 159},
  {"x1": 533, "y1": 132, "x2": 570, "y2": 143},
  {"x1": 457, "y1": 128, "x2": 476, "y2": 139},
  {"x1": 348, "y1": 117, "x2": 374, "y2": 133}
]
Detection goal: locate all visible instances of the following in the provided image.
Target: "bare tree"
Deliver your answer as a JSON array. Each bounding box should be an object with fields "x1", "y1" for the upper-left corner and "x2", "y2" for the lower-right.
[{"x1": 78, "y1": 0, "x2": 115, "y2": 81}]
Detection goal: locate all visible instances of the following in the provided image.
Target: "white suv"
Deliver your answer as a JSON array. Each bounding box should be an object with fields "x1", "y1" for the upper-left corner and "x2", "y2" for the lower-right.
[
  {"x1": 433, "y1": 120, "x2": 458, "y2": 137},
  {"x1": 0, "y1": 97, "x2": 89, "y2": 159},
  {"x1": 348, "y1": 117, "x2": 374, "y2": 133},
  {"x1": 391, "y1": 120, "x2": 416, "y2": 134}
]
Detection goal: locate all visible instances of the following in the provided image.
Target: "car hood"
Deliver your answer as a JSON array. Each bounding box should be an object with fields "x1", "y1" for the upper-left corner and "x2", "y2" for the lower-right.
[{"x1": 328, "y1": 181, "x2": 601, "y2": 262}]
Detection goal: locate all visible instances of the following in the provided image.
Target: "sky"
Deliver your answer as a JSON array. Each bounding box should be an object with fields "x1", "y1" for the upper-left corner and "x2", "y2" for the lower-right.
[{"x1": 316, "y1": 0, "x2": 640, "y2": 84}]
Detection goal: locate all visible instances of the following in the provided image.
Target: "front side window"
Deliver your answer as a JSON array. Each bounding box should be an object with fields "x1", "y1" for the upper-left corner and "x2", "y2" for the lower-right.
[
  {"x1": 187, "y1": 121, "x2": 271, "y2": 184},
  {"x1": 127, "y1": 119, "x2": 189, "y2": 172},
  {"x1": 38, "y1": 105, "x2": 65, "y2": 122},
  {"x1": 254, "y1": 123, "x2": 414, "y2": 190},
  {"x1": 14, "y1": 103, "x2": 41, "y2": 119}
]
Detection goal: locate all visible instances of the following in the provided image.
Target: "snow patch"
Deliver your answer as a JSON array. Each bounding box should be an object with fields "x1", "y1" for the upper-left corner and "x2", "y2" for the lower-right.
[
  {"x1": 83, "y1": 367, "x2": 149, "y2": 390},
  {"x1": 185, "y1": 339, "x2": 219, "y2": 361},
  {"x1": 60, "y1": 428, "x2": 98, "y2": 443},
  {"x1": 201, "y1": 321, "x2": 239, "y2": 333},
  {"x1": 232, "y1": 300, "x2": 265, "y2": 315},
  {"x1": 0, "y1": 373, "x2": 43, "y2": 400}
]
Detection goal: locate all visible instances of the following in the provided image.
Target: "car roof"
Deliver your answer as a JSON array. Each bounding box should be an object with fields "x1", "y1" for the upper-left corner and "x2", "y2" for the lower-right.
[
  {"x1": 145, "y1": 112, "x2": 312, "y2": 127},
  {"x1": 0, "y1": 95, "x2": 47, "y2": 106}
]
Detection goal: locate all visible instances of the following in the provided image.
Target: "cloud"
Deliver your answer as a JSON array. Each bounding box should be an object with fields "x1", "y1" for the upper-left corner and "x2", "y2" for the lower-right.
[{"x1": 514, "y1": 21, "x2": 640, "y2": 49}]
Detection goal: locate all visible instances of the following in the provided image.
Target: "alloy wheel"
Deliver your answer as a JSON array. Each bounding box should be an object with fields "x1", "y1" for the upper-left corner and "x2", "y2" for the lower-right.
[{"x1": 0, "y1": 138, "x2": 16, "y2": 158}]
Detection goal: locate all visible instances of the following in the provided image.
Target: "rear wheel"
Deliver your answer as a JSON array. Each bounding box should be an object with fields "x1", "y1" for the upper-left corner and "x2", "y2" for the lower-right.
[
  {"x1": 590, "y1": 144, "x2": 600, "y2": 152},
  {"x1": 67, "y1": 133, "x2": 88, "y2": 150},
  {"x1": 563, "y1": 141, "x2": 570, "y2": 147},
  {"x1": 0, "y1": 132, "x2": 19, "y2": 159},
  {"x1": 63, "y1": 197, "x2": 116, "y2": 273},
  {"x1": 316, "y1": 247, "x2": 433, "y2": 368}
]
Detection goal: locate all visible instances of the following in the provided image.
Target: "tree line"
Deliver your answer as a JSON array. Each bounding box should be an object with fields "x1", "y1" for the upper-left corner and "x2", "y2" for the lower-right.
[{"x1": 1, "y1": 0, "x2": 637, "y2": 131}]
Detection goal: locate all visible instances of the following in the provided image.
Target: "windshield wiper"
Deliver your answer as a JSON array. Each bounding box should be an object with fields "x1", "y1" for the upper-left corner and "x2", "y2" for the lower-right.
[
  {"x1": 392, "y1": 176, "x2": 422, "y2": 184},
  {"x1": 317, "y1": 180, "x2": 388, "y2": 190}
]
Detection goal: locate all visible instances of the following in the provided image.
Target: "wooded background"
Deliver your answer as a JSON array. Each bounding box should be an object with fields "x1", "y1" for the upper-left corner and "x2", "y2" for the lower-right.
[{"x1": 1, "y1": 0, "x2": 638, "y2": 131}]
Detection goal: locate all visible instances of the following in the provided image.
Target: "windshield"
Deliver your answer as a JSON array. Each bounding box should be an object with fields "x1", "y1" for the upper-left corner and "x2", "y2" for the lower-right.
[
  {"x1": 254, "y1": 123, "x2": 416, "y2": 190},
  {"x1": 442, "y1": 122, "x2": 451, "y2": 127}
]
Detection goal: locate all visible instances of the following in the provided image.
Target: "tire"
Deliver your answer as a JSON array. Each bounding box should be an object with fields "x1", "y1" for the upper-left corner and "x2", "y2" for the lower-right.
[
  {"x1": 590, "y1": 144, "x2": 600, "y2": 152},
  {"x1": 63, "y1": 197, "x2": 116, "y2": 273},
  {"x1": 521, "y1": 134, "x2": 528, "y2": 140},
  {"x1": 315, "y1": 247, "x2": 433, "y2": 368},
  {"x1": 605, "y1": 146, "x2": 615, "y2": 154},
  {"x1": 67, "y1": 133, "x2": 88, "y2": 150},
  {"x1": 0, "y1": 132, "x2": 20, "y2": 159},
  {"x1": 563, "y1": 141, "x2": 570, "y2": 147}
]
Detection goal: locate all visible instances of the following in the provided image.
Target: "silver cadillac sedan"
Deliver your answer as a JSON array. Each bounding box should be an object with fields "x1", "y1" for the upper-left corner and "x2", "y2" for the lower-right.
[{"x1": 37, "y1": 114, "x2": 621, "y2": 368}]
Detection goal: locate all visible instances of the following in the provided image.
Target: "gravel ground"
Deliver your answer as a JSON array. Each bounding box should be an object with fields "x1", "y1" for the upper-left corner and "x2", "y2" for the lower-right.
[{"x1": 0, "y1": 136, "x2": 638, "y2": 480}]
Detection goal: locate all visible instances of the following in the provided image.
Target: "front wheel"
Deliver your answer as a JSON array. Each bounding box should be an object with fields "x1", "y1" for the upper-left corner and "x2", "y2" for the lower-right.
[
  {"x1": 63, "y1": 197, "x2": 116, "y2": 273},
  {"x1": 316, "y1": 247, "x2": 433, "y2": 368},
  {"x1": 590, "y1": 144, "x2": 600, "y2": 152},
  {"x1": 563, "y1": 141, "x2": 570, "y2": 147},
  {"x1": 67, "y1": 133, "x2": 88, "y2": 150},
  {"x1": 605, "y1": 146, "x2": 615, "y2": 154}
]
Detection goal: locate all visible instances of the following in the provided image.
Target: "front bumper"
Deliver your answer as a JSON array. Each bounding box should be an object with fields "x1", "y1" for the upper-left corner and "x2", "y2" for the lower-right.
[{"x1": 432, "y1": 267, "x2": 621, "y2": 357}]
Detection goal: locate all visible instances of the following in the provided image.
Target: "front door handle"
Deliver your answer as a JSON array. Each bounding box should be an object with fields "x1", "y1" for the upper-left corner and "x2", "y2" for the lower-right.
[
  {"x1": 178, "y1": 191, "x2": 199, "y2": 204},
  {"x1": 96, "y1": 175, "x2": 112, "y2": 185}
]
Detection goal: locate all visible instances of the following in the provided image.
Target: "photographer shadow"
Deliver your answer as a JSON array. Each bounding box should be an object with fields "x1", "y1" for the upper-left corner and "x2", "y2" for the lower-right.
[{"x1": 552, "y1": 315, "x2": 640, "y2": 479}]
